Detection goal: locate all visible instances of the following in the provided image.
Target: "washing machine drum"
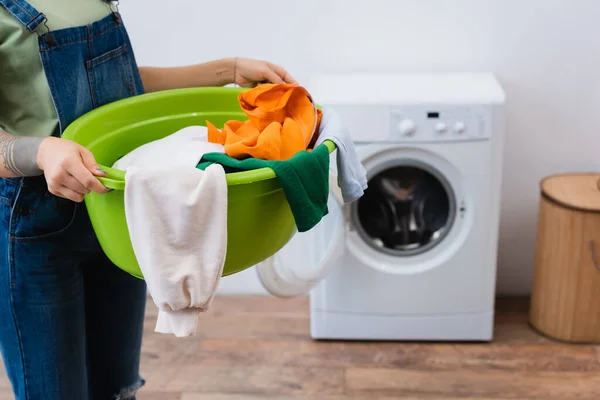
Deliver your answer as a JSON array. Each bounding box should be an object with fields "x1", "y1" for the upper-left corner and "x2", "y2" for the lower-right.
[{"x1": 354, "y1": 165, "x2": 453, "y2": 256}]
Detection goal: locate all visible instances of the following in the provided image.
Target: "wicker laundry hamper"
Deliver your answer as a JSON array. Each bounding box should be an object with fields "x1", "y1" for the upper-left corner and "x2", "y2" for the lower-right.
[{"x1": 529, "y1": 173, "x2": 600, "y2": 343}]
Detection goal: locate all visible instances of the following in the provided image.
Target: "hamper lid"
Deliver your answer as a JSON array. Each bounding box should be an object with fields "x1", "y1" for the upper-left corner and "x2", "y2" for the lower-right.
[{"x1": 541, "y1": 173, "x2": 600, "y2": 212}]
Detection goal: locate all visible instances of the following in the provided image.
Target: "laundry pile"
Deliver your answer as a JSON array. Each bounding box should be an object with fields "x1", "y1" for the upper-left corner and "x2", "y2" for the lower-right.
[{"x1": 113, "y1": 83, "x2": 367, "y2": 337}]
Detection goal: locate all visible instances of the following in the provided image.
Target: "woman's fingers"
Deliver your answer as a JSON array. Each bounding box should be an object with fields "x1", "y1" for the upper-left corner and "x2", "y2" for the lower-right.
[
  {"x1": 55, "y1": 185, "x2": 85, "y2": 203},
  {"x1": 261, "y1": 66, "x2": 285, "y2": 84},
  {"x1": 68, "y1": 157, "x2": 109, "y2": 194},
  {"x1": 62, "y1": 175, "x2": 91, "y2": 196},
  {"x1": 268, "y1": 62, "x2": 297, "y2": 84}
]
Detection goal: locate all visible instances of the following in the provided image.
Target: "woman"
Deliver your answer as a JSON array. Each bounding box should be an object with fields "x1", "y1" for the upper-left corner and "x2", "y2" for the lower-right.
[{"x1": 0, "y1": 1, "x2": 297, "y2": 398}]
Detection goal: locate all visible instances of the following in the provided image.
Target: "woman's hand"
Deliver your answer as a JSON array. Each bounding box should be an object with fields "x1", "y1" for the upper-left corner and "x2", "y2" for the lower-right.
[
  {"x1": 37, "y1": 137, "x2": 110, "y2": 202},
  {"x1": 138, "y1": 58, "x2": 298, "y2": 92},
  {"x1": 233, "y1": 57, "x2": 297, "y2": 87}
]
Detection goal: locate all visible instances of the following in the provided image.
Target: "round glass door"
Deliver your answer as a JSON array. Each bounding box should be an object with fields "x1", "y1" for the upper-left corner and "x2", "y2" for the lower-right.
[{"x1": 352, "y1": 161, "x2": 456, "y2": 257}]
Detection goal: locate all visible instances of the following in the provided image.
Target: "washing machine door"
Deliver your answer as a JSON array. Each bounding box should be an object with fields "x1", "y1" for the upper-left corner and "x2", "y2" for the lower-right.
[
  {"x1": 353, "y1": 161, "x2": 453, "y2": 257},
  {"x1": 256, "y1": 174, "x2": 346, "y2": 298},
  {"x1": 346, "y1": 146, "x2": 467, "y2": 275}
]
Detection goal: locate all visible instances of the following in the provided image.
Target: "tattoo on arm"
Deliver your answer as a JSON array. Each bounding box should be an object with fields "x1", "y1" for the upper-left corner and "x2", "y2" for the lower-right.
[{"x1": 0, "y1": 130, "x2": 44, "y2": 177}]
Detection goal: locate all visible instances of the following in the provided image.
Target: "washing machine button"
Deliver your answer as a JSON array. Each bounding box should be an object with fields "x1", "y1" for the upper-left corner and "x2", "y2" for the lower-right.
[
  {"x1": 435, "y1": 122, "x2": 447, "y2": 133},
  {"x1": 397, "y1": 119, "x2": 416, "y2": 136},
  {"x1": 454, "y1": 122, "x2": 466, "y2": 134}
]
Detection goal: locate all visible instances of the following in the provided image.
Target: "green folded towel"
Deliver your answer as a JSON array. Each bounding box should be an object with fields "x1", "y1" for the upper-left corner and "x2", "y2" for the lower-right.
[{"x1": 197, "y1": 144, "x2": 330, "y2": 232}]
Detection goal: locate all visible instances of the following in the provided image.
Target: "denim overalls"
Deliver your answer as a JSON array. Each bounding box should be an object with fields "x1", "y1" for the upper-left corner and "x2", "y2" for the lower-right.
[{"x1": 0, "y1": 1, "x2": 148, "y2": 399}]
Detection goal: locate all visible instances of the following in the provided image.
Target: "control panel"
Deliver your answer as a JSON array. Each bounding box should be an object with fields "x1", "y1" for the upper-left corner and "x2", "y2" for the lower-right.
[
  {"x1": 319, "y1": 103, "x2": 493, "y2": 143},
  {"x1": 389, "y1": 105, "x2": 490, "y2": 142}
]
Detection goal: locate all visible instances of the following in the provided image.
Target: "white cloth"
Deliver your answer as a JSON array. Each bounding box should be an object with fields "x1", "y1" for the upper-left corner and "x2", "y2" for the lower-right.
[
  {"x1": 125, "y1": 164, "x2": 227, "y2": 337},
  {"x1": 115, "y1": 126, "x2": 227, "y2": 337},
  {"x1": 314, "y1": 107, "x2": 368, "y2": 203},
  {"x1": 113, "y1": 126, "x2": 224, "y2": 171}
]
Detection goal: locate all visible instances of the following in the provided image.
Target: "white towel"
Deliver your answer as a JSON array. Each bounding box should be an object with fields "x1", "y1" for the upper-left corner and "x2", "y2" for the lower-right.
[
  {"x1": 113, "y1": 126, "x2": 224, "y2": 171},
  {"x1": 125, "y1": 164, "x2": 227, "y2": 337},
  {"x1": 315, "y1": 107, "x2": 368, "y2": 203},
  {"x1": 116, "y1": 126, "x2": 228, "y2": 337}
]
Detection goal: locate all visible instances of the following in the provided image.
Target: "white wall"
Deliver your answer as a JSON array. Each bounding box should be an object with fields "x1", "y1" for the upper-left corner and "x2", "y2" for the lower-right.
[{"x1": 120, "y1": 0, "x2": 600, "y2": 296}]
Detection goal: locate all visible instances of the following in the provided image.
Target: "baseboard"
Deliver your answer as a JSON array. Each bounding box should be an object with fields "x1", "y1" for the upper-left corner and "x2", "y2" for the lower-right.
[{"x1": 310, "y1": 309, "x2": 495, "y2": 341}]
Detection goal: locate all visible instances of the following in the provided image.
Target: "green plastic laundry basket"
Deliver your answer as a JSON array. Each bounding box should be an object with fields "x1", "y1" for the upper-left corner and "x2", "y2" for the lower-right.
[{"x1": 62, "y1": 87, "x2": 335, "y2": 280}]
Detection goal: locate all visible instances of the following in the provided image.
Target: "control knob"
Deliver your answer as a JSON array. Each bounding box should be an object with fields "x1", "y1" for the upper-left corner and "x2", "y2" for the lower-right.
[
  {"x1": 435, "y1": 122, "x2": 447, "y2": 133},
  {"x1": 454, "y1": 122, "x2": 466, "y2": 134},
  {"x1": 397, "y1": 119, "x2": 416, "y2": 136}
]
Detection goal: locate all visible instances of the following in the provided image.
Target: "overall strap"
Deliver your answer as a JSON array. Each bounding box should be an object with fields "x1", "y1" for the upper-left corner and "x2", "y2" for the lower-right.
[{"x1": 0, "y1": 0, "x2": 46, "y2": 32}]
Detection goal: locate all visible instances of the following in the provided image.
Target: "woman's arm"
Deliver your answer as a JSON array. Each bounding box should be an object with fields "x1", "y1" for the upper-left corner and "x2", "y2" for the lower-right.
[
  {"x1": 139, "y1": 58, "x2": 234, "y2": 93},
  {"x1": 0, "y1": 130, "x2": 44, "y2": 177},
  {"x1": 0, "y1": 129, "x2": 108, "y2": 201},
  {"x1": 138, "y1": 57, "x2": 297, "y2": 93}
]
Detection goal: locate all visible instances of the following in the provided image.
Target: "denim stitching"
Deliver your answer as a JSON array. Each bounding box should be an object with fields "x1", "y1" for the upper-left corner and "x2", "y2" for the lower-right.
[
  {"x1": 1, "y1": 1, "x2": 46, "y2": 32},
  {"x1": 86, "y1": 61, "x2": 100, "y2": 109},
  {"x1": 5, "y1": 178, "x2": 78, "y2": 242},
  {"x1": 2, "y1": 0, "x2": 35, "y2": 20},
  {"x1": 88, "y1": 45, "x2": 126, "y2": 68},
  {"x1": 86, "y1": 44, "x2": 135, "y2": 109},
  {"x1": 86, "y1": 18, "x2": 94, "y2": 57},
  {"x1": 85, "y1": 23, "x2": 99, "y2": 109},
  {"x1": 9, "y1": 0, "x2": 35, "y2": 19},
  {"x1": 11, "y1": 202, "x2": 78, "y2": 242},
  {"x1": 39, "y1": 24, "x2": 121, "y2": 51},
  {"x1": 39, "y1": 47, "x2": 65, "y2": 134},
  {"x1": 7, "y1": 182, "x2": 22, "y2": 283},
  {"x1": 120, "y1": 47, "x2": 136, "y2": 94},
  {"x1": 8, "y1": 283, "x2": 28, "y2": 399},
  {"x1": 6, "y1": 180, "x2": 29, "y2": 397},
  {"x1": 0, "y1": 178, "x2": 20, "y2": 208},
  {"x1": 0, "y1": 3, "x2": 27, "y2": 27}
]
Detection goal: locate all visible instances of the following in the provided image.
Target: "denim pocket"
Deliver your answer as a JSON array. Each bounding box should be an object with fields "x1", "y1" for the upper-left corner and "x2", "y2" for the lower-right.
[
  {"x1": 86, "y1": 44, "x2": 137, "y2": 109},
  {"x1": 0, "y1": 178, "x2": 19, "y2": 207},
  {"x1": 10, "y1": 184, "x2": 77, "y2": 241}
]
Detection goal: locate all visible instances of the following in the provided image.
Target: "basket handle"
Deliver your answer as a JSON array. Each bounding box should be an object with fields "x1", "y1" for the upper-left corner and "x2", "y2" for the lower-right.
[
  {"x1": 97, "y1": 165, "x2": 125, "y2": 191},
  {"x1": 588, "y1": 240, "x2": 600, "y2": 272},
  {"x1": 93, "y1": 139, "x2": 337, "y2": 192}
]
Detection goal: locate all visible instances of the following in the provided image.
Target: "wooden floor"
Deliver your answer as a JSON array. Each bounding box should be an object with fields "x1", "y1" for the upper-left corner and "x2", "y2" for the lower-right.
[
  {"x1": 137, "y1": 296, "x2": 599, "y2": 400},
  {"x1": 1, "y1": 296, "x2": 599, "y2": 399}
]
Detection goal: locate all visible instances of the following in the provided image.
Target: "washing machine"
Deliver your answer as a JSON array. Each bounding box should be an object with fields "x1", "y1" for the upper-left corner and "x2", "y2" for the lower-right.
[{"x1": 257, "y1": 72, "x2": 506, "y2": 341}]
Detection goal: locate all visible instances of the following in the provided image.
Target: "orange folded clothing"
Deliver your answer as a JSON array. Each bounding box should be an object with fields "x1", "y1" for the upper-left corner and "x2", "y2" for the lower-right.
[{"x1": 206, "y1": 84, "x2": 322, "y2": 161}]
